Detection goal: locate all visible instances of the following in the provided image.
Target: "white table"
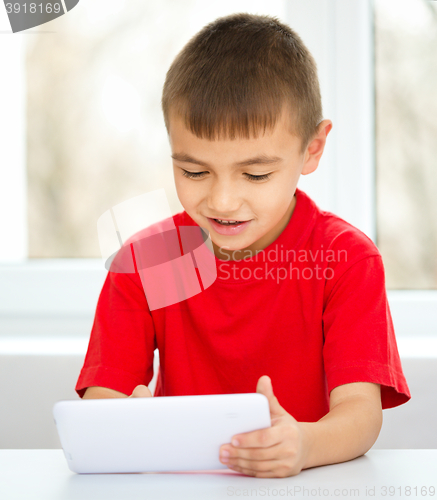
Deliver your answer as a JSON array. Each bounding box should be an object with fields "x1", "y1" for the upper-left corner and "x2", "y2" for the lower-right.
[{"x1": 0, "y1": 450, "x2": 436, "y2": 500}]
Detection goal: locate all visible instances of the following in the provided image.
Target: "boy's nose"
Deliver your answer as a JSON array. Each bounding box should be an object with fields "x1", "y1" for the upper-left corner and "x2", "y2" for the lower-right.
[{"x1": 207, "y1": 181, "x2": 242, "y2": 215}]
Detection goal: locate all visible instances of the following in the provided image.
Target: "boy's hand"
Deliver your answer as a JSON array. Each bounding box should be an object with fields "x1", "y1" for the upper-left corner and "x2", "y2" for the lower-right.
[
  {"x1": 128, "y1": 385, "x2": 153, "y2": 398},
  {"x1": 219, "y1": 375, "x2": 311, "y2": 478}
]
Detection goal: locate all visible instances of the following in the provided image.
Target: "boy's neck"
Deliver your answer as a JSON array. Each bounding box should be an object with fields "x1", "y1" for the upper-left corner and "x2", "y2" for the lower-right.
[{"x1": 212, "y1": 193, "x2": 297, "y2": 261}]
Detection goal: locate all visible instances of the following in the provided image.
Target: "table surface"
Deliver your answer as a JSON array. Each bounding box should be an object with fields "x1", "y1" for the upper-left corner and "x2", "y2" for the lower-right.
[{"x1": 1, "y1": 449, "x2": 436, "y2": 500}]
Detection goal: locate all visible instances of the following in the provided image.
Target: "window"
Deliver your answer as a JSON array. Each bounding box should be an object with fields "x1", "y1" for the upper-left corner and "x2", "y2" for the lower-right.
[
  {"x1": 0, "y1": 0, "x2": 435, "y2": 344},
  {"x1": 375, "y1": 0, "x2": 437, "y2": 289},
  {"x1": 25, "y1": 0, "x2": 287, "y2": 258}
]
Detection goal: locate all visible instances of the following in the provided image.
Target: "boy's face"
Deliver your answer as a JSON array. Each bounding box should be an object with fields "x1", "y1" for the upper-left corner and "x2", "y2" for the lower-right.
[{"x1": 169, "y1": 108, "x2": 332, "y2": 260}]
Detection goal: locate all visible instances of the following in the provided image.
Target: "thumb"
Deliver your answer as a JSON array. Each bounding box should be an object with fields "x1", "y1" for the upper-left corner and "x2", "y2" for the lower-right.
[
  {"x1": 128, "y1": 385, "x2": 153, "y2": 398},
  {"x1": 256, "y1": 375, "x2": 287, "y2": 420}
]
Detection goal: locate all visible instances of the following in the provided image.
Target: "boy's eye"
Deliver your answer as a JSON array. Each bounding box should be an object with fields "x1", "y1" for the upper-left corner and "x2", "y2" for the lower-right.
[
  {"x1": 244, "y1": 172, "x2": 272, "y2": 182},
  {"x1": 181, "y1": 170, "x2": 272, "y2": 182},
  {"x1": 181, "y1": 170, "x2": 208, "y2": 179}
]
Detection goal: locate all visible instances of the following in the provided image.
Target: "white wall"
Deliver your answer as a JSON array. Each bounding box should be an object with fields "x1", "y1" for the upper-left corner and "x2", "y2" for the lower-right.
[
  {"x1": 0, "y1": 351, "x2": 434, "y2": 450},
  {"x1": 0, "y1": 350, "x2": 160, "y2": 449}
]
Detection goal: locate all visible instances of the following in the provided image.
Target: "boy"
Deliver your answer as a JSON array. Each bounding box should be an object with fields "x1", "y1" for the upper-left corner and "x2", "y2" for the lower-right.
[{"x1": 76, "y1": 13, "x2": 411, "y2": 478}]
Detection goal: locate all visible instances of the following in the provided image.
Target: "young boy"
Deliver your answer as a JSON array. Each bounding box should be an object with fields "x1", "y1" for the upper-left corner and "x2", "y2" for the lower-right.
[{"x1": 76, "y1": 13, "x2": 411, "y2": 478}]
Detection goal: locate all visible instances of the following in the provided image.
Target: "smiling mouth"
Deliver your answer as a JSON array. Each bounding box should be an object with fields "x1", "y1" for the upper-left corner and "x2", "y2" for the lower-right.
[
  {"x1": 213, "y1": 219, "x2": 247, "y2": 225},
  {"x1": 206, "y1": 217, "x2": 252, "y2": 235}
]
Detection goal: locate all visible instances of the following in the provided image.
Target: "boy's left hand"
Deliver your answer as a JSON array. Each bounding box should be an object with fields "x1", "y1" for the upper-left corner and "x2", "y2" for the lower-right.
[{"x1": 219, "y1": 375, "x2": 311, "y2": 478}]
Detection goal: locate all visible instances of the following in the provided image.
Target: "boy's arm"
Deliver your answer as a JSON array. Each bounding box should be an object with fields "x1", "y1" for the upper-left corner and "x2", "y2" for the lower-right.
[
  {"x1": 300, "y1": 382, "x2": 383, "y2": 469},
  {"x1": 82, "y1": 386, "x2": 129, "y2": 399},
  {"x1": 82, "y1": 385, "x2": 153, "y2": 399}
]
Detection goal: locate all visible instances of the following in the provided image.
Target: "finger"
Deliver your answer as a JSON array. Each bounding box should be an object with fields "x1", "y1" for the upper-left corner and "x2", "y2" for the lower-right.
[
  {"x1": 229, "y1": 457, "x2": 279, "y2": 472},
  {"x1": 221, "y1": 442, "x2": 284, "y2": 463},
  {"x1": 230, "y1": 425, "x2": 282, "y2": 449},
  {"x1": 271, "y1": 416, "x2": 282, "y2": 426},
  {"x1": 256, "y1": 375, "x2": 287, "y2": 420},
  {"x1": 128, "y1": 385, "x2": 153, "y2": 398},
  {"x1": 228, "y1": 462, "x2": 277, "y2": 478}
]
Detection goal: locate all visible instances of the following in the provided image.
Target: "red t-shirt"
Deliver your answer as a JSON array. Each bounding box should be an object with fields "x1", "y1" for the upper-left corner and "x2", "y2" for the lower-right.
[{"x1": 75, "y1": 187, "x2": 411, "y2": 422}]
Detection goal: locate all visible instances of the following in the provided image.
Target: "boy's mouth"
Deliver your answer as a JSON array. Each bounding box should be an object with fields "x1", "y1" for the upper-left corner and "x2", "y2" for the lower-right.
[
  {"x1": 213, "y1": 219, "x2": 245, "y2": 225},
  {"x1": 206, "y1": 217, "x2": 252, "y2": 235}
]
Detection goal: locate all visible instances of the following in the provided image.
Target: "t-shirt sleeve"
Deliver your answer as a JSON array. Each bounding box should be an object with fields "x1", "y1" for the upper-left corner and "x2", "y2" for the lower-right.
[
  {"x1": 322, "y1": 254, "x2": 411, "y2": 410},
  {"x1": 75, "y1": 269, "x2": 156, "y2": 398}
]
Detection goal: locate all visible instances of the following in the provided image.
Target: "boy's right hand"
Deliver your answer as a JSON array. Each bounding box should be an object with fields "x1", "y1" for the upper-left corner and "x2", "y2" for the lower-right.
[{"x1": 128, "y1": 385, "x2": 153, "y2": 398}]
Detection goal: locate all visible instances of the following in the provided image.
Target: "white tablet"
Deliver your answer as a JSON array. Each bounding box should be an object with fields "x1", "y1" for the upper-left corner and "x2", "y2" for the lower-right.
[{"x1": 53, "y1": 393, "x2": 271, "y2": 474}]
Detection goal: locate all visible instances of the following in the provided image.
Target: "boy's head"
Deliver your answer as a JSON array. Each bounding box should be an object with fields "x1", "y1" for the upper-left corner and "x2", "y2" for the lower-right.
[{"x1": 161, "y1": 13, "x2": 332, "y2": 260}]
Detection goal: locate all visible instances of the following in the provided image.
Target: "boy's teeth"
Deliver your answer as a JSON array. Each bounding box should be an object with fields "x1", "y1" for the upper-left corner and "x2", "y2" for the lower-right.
[{"x1": 215, "y1": 219, "x2": 241, "y2": 225}]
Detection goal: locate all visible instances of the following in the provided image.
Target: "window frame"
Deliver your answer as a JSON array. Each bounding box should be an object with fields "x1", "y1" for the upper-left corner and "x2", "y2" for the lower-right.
[
  {"x1": 0, "y1": 32, "x2": 27, "y2": 261},
  {"x1": 0, "y1": 0, "x2": 435, "y2": 345}
]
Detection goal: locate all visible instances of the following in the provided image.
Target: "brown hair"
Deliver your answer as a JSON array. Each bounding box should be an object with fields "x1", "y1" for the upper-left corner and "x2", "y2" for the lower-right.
[{"x1": 161, "y1": 12, "x2": 323, "y2": 155}]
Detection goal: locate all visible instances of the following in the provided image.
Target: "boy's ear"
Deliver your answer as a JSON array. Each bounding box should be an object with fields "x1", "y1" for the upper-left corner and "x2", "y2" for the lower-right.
[{"x1": 301, "y1": 119, "x2": 333, "y2": 175}]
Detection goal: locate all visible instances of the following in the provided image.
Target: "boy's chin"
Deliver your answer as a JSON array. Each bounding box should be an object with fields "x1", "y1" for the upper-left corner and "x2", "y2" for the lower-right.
[{"x1": 212, "y1": 239, "x2": 254, "y2": 253}]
